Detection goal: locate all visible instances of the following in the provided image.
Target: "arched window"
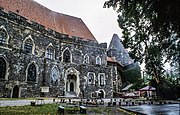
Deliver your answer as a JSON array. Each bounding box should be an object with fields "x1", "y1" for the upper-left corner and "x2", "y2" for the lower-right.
[
  {"x1": 96, "y1": 56, "x2": 101, "y2": 65},
  {"x1": 23, "y1": 35, "x2": 35, "y2": 54},
  {"x1": 0, "y1": 26, "x2": 9, "y2": 46},
  {"x1": 63, "y1": 48, "x2": 71, "y2": 63},
  {"x1": 51, "y1": 66, "x2": 59, "y2": 84},
  {"x1": 0, "y1": 57, "x2": 6, "y2": 79},
  {"x1": 27, "y1": 63, "x2": 36, "y2": 82},
  {"x1": 46, "y1": 46, "x2": 54, "y2": 59},
  {"x1": 83, "y1": 54, "x2": 89, "y2": 64}
]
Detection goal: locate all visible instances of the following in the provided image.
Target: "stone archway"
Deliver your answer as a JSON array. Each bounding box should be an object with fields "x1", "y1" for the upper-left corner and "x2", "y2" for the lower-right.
[
  {"x1": 12, "y1": 85, "x2": 19, "y2": 98},
  {"x1": 65, "y1": 67, "x2": 80, "y2": 97}
]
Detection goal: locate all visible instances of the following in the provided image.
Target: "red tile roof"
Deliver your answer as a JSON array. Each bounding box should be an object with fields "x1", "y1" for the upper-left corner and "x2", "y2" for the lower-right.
[
  {"x1": 107, "y1": 56, "x2": 124, "y2": 67},
  {"x1": 0, "y1": 0, "x2": 97, "y2": 41},
  {"x1": 107, "y1": 57, "x2": 117, "y2": 63}
]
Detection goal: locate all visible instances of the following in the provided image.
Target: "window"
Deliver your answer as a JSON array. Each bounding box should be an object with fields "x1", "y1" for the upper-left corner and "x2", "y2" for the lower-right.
[
  {"x1": 0, "y1": 57, "x2": 6, "y2": 79},
  {"x1": 27, "y1": 63, "x2": 36, "y2": 82},
  {"x1": 99, "y1": 74, "x2": 105, "y2": 86},
  {"x1": 46, "y1": 46, "x2": 54, "y2": 59},
  {"x1": 96, "y1": 56, "x2": 101, "y2": 65},
  {"x1": 88, "y1": 72, "x2": 95, "y2": 85},
  {"x1": 63, "y1": 48, "x2": 71, "y2": 63},
  {"x1": 51, "y1": 67, "x2": 59, "y2": 84},
  {"x1": 0, "y1": 30, "x2": 6, "y2": 44},
  {"x1": 23, "y1": 35, "x2": 35, "y2": 54},
  {"x1": 83, "y1": 54, "x2": 89, "y2": 64},
  {"x1": 0, "y1": 26, "x2": 9, "y2": 46},
  {"x1": 24, "y1": 42, "x2": 33, "y2": 53}
]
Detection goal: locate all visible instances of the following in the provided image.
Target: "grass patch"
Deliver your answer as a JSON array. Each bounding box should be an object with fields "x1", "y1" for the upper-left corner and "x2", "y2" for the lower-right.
[
  {"x1": 0, "y1": 103, "x2": 58, "y2": 115},
  {"x1": 0, "y1": 103, "x2": 131, "y2": 115}
]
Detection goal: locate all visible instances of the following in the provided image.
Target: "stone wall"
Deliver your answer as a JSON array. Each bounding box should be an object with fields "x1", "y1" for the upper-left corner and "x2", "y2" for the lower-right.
[{"x1": 0, "y1": 9, "x2": 115, "y2": 98}]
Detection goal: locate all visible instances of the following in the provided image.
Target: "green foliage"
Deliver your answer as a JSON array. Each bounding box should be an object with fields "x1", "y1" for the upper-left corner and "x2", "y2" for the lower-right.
[
  {"x1": 104, "y1": 0, "x2": 180, "y2": 84},
  {"x1": 121, "y1": 63, "x2": 141, "y2": 85},
  {"x1": 149, "y1": 77, "x2": 180, "y2": 99}
]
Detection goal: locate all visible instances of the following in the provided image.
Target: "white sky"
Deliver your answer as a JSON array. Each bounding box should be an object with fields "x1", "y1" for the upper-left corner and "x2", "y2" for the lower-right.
[{"x1": 34, "y1": 0, "x2": 122, "y2": 45}]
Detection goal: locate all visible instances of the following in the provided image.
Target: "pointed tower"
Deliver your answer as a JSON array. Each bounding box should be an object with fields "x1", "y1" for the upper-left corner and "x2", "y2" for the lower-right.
[{"x1": 107, "y1": 34, "x2": 133, "y2": 66}]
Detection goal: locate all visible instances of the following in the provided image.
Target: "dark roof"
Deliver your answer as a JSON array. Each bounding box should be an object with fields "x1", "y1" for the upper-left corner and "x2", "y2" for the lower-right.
[
  {"x1": 108, "y1": 34, "x2": 133, "y2": 66},
  {"x1": 0, "y1": 0, "x2": 97, "y2": 41}
]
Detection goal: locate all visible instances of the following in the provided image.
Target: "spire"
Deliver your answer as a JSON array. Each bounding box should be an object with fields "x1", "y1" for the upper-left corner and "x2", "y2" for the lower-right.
[{"x1": 108, "y1": 34, "x2": 134, "y2": 66}]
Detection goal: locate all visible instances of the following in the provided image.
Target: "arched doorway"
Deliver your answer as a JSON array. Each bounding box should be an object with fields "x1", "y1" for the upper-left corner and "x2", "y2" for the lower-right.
[
  {"x1": 65, "y1": 67, "x2": 80, "y2": 97},
  {"x1": 66, "y1": 74, "x2": 76, "y2": 92},
  {"x1": 70, "y1": 82, "x2": 74, "y2": 92},
  {"x1": 98, "y1": 90, "x2": 105, "y2": 98},
  {"x1": 12, "y1": 85, "x2": 19, "y2": 98}
]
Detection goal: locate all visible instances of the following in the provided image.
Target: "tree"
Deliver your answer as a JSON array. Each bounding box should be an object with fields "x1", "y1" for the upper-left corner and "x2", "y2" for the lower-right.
[
  {"x1": 104, "y1": 0, "x2": 180, "y2": 84},
  {"x1": 121, "y1": 62, "x2": 141, "y2": 84}
]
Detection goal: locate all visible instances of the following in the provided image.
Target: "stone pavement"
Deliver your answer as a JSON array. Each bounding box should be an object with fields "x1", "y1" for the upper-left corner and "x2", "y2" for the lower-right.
[
  {"x1": 0, "y1": 98, "x2": 112, "y2": 107},
  {"x1": 121, "y1": 104, "x2": 180, "y2": 115}
]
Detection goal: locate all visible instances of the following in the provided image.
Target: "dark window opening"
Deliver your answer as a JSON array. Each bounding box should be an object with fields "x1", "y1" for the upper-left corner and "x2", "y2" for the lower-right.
[
  {"x1": 88, "y1": 73, "x2": 94, "y2": 85},
  {"x1": 63, "y1": 49, "x2": 70, "y2": 63},
  {"x1": 27, "y1": 63, "x2": 36, "y2": 82},
  {"x1": 70, "y1": 82, "x2": 74, "y2": 92}
]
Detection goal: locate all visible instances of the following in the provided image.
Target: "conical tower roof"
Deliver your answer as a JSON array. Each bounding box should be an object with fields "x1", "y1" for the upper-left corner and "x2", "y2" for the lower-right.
[{"x1": 108, "y1": 34, "x2": 133, "y2": 66}]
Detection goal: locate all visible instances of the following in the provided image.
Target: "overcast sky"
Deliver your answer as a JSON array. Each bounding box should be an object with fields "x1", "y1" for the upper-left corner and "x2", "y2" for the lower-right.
[{"x1": 34, "y1": 0, "x2": 122, "y2": 45}]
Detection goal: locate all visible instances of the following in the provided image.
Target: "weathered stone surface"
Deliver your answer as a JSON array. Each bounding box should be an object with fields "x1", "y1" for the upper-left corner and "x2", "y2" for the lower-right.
[{"x1": 0, "y1": 9, "x2": 121, "y2": 98}]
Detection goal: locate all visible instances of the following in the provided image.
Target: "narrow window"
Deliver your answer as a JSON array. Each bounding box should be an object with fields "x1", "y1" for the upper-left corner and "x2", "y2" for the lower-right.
[
  {"x1": 83, "y1": 54, "x2": 89, "y2": 64},
  {"x1": 88, "y1": 72, "x2": 95, "y2": 85},
  {"x1": 46, "y1": 46, "x2": 54, "y2": 59},
  {"x1": 96, "y1": 56, "x2": 101, "y2": 65},
  {"x1": 100, "y1": 74, "x2": 105, "y2": 86},
  {"x1": 63, "y1": 49, "x2": 71, "y2": 63},
  {"x1": 51, "y1": 67, "x2": 59, "y2": 85},
  {"x1": 0, "y1": 57, "x2": 6, "y2": 79},
  {"x1": 27, "y1": 63, "x2": 36, "y2": 82},
  {"x1": 0, "y1": 30, "x2": 6, "y2": 44}
]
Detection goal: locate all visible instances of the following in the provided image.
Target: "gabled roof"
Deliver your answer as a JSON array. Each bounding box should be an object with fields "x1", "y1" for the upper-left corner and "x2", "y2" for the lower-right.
[{"x1": 0, "y1": 0, "x2": 97, "y2": 41}]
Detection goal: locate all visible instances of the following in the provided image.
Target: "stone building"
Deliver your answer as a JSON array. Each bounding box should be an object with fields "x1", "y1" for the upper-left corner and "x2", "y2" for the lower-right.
[{"x1": 0, "y1": 0, "x2": 126, "y2": 98}]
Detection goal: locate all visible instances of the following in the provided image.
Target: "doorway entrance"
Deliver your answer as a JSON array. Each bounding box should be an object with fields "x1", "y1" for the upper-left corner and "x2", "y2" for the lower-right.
[
  {"x1": 98, "y1": 90, "x2": 105, "y2": 98},
  {"x1": 70, "y1": 82, "x2": 74, "y2": 92},
  {"x1": 12, "y1": 85, "x2": 19, "y2": 98}
]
